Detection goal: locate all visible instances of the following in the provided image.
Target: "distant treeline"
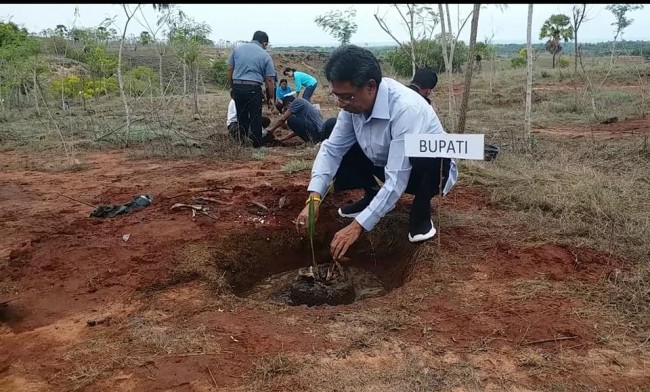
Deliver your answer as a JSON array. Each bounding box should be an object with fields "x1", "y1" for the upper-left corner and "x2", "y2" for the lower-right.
[{"x1": 273, "y1": 41, "x2": 650, "y2": 59}]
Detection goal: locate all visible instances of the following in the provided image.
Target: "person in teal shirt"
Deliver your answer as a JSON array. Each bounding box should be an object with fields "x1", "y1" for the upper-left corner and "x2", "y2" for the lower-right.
[
  {"x1": 283, "y1": 67, "x2": 318, "y2": 102},
  {"x1": 275, "y1": 78, "x2": 294, "y2": 113}
]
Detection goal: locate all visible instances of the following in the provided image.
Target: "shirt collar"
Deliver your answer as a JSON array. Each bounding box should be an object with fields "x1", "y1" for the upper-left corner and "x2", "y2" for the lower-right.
[
  {"x1": 368, "y1": 78, "x2": 390, "y2": 120},
  {"x1": 251, "y1": 40, "x2": 263, "y2": 48}
]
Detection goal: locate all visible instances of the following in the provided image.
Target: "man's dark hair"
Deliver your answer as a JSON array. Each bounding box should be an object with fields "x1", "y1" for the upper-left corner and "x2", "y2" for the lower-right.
[
  {"x1": 324, "y1": 44, "x2": 382, "y2": 88},
  {"x1": 261, "y1": 116, "x2": 271, "y2": 128},
  {"x1": 252, "y1": 30, "x2": 269, "y2": 44},
  {"x1": 283, "y1": 95, "x2": 296, "y2": 105},
  {"x1": 412, "y1": 67, "x2": 438, "y2": 89},
  {"x1": 283, "y1": 67, "x2": 296, "y2": 75},
  {"x1": 280, "y1": 78, "x2": 288, "y2": 84}
]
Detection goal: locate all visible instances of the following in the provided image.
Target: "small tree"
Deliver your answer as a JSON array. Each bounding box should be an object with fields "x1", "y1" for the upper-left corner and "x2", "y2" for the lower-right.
[
  {"x1": 539, "y1": 14, "x2": 573, "y2": 68},
  {"x1": 314, "y1": 7, "x2": 358, "y2": 45},
  {"x1": 168, "y1": 16, "x2": 211, "y2": 112},
  {"x1": 135, "y1": 4, "x2": 184, "y2": 96},
  {"x1": 374, "y1": 4, "x2": 438, "y2": 80},
  {"x1": 606, "y1": 3, "x2": 644, "y2": 41},
  {"x1": 137, "y1": 31, "x2": 152, "y2": 45},
  {"x1": 570, "y1": 4, "x2": 589, "y2": 74},
  {"x1": 54, "y1": 24, "x2": 68, "y2": 38}
]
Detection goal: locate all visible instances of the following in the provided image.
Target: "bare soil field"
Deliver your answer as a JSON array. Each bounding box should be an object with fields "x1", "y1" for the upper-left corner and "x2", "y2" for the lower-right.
[{"x1": 1, "y1": 49, "x2": 649, "y2": 392}]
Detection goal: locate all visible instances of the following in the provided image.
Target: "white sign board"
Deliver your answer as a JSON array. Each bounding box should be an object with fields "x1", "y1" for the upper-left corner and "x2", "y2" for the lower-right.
[{"x1": 404, "y1": 134, "x2": 485, "y2": 160}]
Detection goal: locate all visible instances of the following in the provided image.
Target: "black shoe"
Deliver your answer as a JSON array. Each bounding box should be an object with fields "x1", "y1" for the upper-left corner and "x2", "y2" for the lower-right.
[
  {"x1": 338, "y1": 191, "x2": 377, "y2": 218},
  {"x1": 408, "y1": 219, "x2": 436, "y2": 243}
]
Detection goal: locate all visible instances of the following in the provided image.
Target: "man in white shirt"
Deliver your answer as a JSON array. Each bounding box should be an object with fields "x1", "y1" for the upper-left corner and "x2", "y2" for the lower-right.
[
  {"x1": 294, "y1": 45, "x2": 458, "y2": 260},
  {"x1": 227, "y1": 92, "x2": 271, "y2": 141}
]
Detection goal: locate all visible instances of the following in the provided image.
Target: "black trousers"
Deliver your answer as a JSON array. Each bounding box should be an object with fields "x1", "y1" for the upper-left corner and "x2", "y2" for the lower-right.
[
  {"x1": 287, "y1": 115, "x2": 322, "y2": 143},
  {"x1": 275, "y1": 100, "x2": 284, "y2": 113},
  {"x1": 231, "y1": 84, "x2": 264, "y2": 148},
  {"x1": 321, "y1": 118, "x2": 451, "y2": 224}
]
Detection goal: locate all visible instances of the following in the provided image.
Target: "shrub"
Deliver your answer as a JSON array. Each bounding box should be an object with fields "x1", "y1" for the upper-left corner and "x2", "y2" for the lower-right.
[
  {"x1": 557, "y1": 57, "x2": 570, "y2": 68},
  {"x1": 125, "y1": 66, "x2": 159, "y2": 96},
  {"x1": 51, "y1": 75, "x2": 119, "y2": 99},
  {"x1": 384, "y1": 39, "x2": 468, "y2": 77},
  {"x1": 511, "y1": 56, "x2": 527, "y2": 68},
  {"x1": 212, "y1": 60, "x2": 228, "y2": 87}
]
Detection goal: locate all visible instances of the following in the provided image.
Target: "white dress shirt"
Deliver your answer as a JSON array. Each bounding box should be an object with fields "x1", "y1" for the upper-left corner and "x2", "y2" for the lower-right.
[
  {"x1": 226, "y1": 99, "x2": 237, "y2": 126},
  {"x1": 308, "y1": 77, "x2": 458, "y2": 231}
]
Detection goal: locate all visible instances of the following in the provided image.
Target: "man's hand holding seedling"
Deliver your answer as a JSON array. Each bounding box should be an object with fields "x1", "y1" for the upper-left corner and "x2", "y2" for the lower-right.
[
  {"x1": 295, "y1": 192, "x2": 321, "y2": 233},
  {"x1": 296, "y1": 192, "x2": 363, "y2": 261}
]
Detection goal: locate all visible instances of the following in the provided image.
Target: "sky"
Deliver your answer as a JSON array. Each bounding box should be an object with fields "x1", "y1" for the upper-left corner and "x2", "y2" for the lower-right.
[{"x1": 2, "y1": 4, "x2": 649, "y2": 47}]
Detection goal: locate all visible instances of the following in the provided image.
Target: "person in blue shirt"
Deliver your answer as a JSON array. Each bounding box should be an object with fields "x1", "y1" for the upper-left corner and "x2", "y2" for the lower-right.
[
  {"x1": 293, "y1": 45, "x2": 459, "y2": 259},
  {"x1": 267, "y1": 95, "x2": 330, "y2": 144},
  {"x1": 275, "y1": 78, "x2": 294, "y2": 113},
  {"x1": 283, "y1": 68, "x2": 318, "y2": 102}
]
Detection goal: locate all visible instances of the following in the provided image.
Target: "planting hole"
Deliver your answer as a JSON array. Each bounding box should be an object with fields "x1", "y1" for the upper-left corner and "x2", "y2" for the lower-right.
[{"x1": 211, "y1": 213, "x2": 418, "y2": 306}]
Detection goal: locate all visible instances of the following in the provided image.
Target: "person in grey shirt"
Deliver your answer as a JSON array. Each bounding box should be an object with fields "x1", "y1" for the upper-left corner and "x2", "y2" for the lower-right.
[
  {"x1": 267, "y1": 95, "x2": 327, "y2": 143},
  {"x1": 226, "y1": 30, "x2": 276, "y2": 148},
  {"x1": 294, "y1": 45, "x2": 459, "y2": 260}
]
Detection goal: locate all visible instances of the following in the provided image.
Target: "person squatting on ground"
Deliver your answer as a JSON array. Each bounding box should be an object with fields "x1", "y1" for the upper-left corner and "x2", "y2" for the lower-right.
[
  {"x1": 407, "y1": 67, "x2": 438, "y2": 105},
  {"x1": 227, "y1": 92, "x2": 271, "y2": 139},
  {"x1": 275, "y1": 78, "x2": 294, "y2": 114},
  {"x1": 267, "y1": 95, "x2": 333, "y2": 144},
  {"x1": 227, "y1": 30, "x2": 276, "y2": 148},
  {"x1": 294, "y1": 44, "x2": 459, "y2": 261},
  {"x1": 283, "y1": 68, "x2": 318, "y2": 102}
]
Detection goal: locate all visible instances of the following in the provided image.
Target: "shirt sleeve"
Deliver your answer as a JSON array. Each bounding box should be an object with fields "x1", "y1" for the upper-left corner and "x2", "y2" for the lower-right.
[
  {"x1": 307, "y1": 110, "x2": 357, "y2": 196},
  {"x1": 294, "y1": 73, "x2": 302, "y2": 93},
  {"x1": 227, "y1": 50, "x2": 235, "y2": 67},
  {"x1": 264, "y1": 55, "x2": 275, "y2": 78},
  {"x1": 275, "y1": 86, "x2": 282, "y2": 100},
  {"x1": 355, "y1": 105, "x2": 423, "y2": 231}
]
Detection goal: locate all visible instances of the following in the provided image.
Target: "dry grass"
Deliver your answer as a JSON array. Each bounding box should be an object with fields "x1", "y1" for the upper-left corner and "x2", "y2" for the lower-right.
[
  {"x1": 280, "y1": 158, "x2": 312, "y2": 173},
  {"x1": 244, "y1": 343, "x2": 483, "y2": 392},
  {"x1": 159, "y1": 242, "x2": 229, "y2": 293},
  {"x1": 459, "y1": 137, "x2": 649, "y2": 334},
  {"x1": 248, "y1": 352, "x2": 302, "y2": 384}
]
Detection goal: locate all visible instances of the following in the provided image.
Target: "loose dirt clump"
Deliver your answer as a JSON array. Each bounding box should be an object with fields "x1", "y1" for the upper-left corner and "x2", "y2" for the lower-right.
[{"x1": 290, "y1": 264, "x2": 355, "y2": 306}]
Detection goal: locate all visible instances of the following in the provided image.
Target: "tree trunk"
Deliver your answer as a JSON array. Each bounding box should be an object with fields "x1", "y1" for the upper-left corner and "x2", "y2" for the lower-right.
[
  {"x1": 438, "y1": 4, "x2": 455, "y2": 131},
  {"x1": 33, "y1": 69, "x2": 40, "y2": 116},
  {"x1": 457, "y1": 3, "x2": 480, "y2": 134},
  {"x1": 524, "y1": 4, "x2": 534, "y2": 150},
  {"x1": 117, "y1": 4, "x2": 139, "y2": 141},
  {"x1": 0, "y1": 73, "x2": 4, "y2": 112},
  {"x1": 574, "y1": 33, "x2": 578, "y2": 74},
  {"x1": 409, "y1": 4, "x2": 416, "y2": 80},
  {"x1": 182, "y1": 63, "x2": 187, "y2": 96},
  {"x1": 158, "y1": 51, "x2": 164, "y2": 95},
  {"x1": 552, "y1": 52, "x2": 556, "y2": 69},
  {"x1": 193, "y1": 62, "x2": 199, "y2": 114}
]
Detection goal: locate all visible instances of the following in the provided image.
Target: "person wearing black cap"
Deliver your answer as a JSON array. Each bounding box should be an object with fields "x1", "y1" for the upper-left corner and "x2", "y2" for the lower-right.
[{"x1": 407, "y1": 67, "x2": 438, "y2": 105}]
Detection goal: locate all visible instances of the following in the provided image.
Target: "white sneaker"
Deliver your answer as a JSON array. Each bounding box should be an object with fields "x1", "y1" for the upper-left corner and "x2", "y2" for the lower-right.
[{"x1": 408, "y1": 220, "x2": 437, "y2": 243}]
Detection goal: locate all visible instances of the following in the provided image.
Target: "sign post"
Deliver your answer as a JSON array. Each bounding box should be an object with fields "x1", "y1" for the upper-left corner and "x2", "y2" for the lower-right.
[{"x1": 404, "y1": 134, "x2": 485, "y2": 245}]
